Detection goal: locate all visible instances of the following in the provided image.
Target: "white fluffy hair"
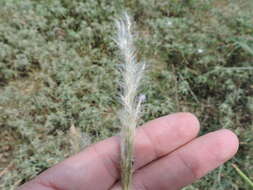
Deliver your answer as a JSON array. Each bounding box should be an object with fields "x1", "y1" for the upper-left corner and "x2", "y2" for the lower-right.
[{"x1": 115, "y1": 12, "x2": 145, "y2": 190}]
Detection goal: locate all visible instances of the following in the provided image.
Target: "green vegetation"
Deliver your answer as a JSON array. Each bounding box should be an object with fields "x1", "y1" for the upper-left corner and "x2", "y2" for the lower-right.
[
  {"x1": 232, "y1": 164, "x2": 253, "y2": 188},
  {"x1": 0, "y1": 0, "x2": 252, "y2": 189}
]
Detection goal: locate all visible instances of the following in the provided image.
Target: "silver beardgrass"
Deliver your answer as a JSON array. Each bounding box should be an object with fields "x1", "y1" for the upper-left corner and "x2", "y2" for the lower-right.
[{"x1": 115, "y1": 13, "x2": 145, "y2": 190}]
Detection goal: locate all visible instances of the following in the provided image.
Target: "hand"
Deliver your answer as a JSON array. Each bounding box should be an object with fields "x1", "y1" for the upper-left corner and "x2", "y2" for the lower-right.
[{"x1": 18, "y1": 113, "x2": 239, "y2": 190}]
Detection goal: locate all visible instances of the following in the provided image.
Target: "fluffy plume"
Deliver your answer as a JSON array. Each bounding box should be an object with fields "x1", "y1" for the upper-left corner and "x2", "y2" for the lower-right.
[{"x1": 115, "y1": 13, "x2": 145, "y2": 190}]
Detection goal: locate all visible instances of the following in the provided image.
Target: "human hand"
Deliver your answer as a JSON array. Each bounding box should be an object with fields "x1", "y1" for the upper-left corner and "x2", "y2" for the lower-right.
[{"x1": 18, "y1": 113, "x2": 239, "y2": 190}]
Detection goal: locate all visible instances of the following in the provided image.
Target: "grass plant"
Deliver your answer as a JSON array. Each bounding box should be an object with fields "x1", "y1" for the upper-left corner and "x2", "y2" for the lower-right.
[{"x1": 115, "y1": 13, "x2": 145, "y2": 190}]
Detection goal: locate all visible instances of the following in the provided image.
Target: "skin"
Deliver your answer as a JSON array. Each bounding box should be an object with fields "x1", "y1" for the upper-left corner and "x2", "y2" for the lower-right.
[{"x1": 18, "y1": 112, "x2": 239, "y2": 190}]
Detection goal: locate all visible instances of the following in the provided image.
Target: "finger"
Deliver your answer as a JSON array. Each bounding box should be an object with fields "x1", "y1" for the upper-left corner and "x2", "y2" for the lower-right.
[
  {"x1": 133, "y1": 112, "x2": 199, "y2": 170},
  {"x1": 18, "y1": 112, "x2": 200, "y2": 190},
  {"x1": 111, "y1": 129, "x2": 239, "y2": 190}
]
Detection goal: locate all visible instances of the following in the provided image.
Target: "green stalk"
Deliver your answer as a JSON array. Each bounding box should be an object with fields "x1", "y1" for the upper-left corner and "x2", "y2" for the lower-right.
[
  {"x1": 121, "y1": 126, "x2": 135, "y2": 190},
  {"x1": 232, "y1": 164, "x2": 253, "y2": 188}
]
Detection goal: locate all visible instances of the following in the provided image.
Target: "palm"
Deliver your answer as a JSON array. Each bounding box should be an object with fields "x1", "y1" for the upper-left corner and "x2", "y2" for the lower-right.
[{"x1": 18, "y1": 113, "x2": 238, "y2": 190}]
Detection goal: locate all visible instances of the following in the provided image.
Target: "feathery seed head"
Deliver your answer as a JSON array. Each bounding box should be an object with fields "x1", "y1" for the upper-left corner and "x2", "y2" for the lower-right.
[{"x1": 115, "y1": 12, "x2": 146, "y2": 190}]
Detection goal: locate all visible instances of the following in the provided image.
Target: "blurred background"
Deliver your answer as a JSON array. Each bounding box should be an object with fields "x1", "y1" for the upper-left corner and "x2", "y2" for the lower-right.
[{"x1": 0, "y1": 0, "x2": 252, "y2": 189}]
